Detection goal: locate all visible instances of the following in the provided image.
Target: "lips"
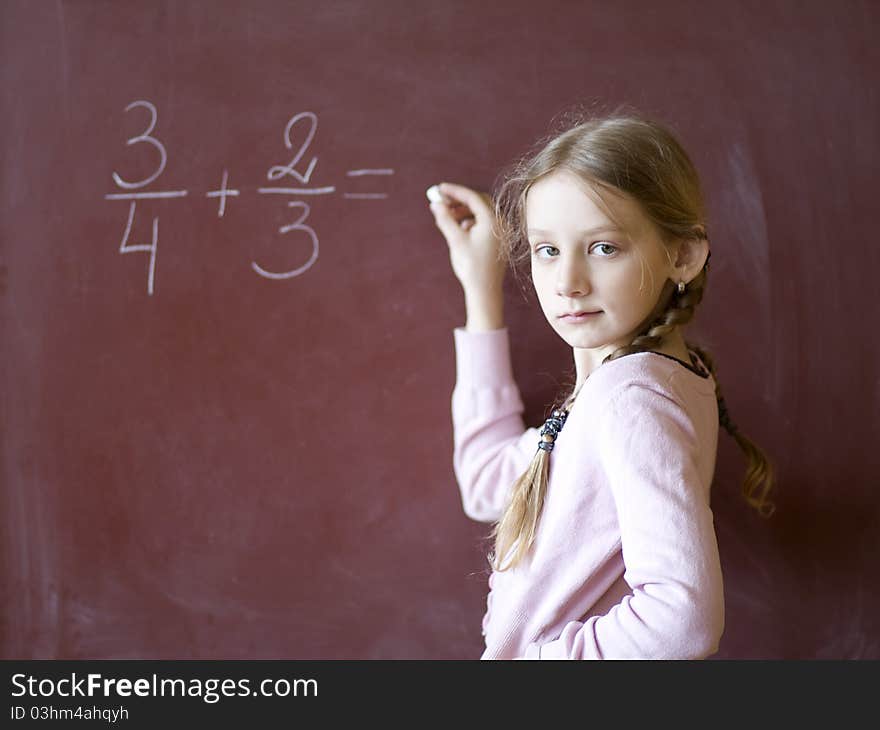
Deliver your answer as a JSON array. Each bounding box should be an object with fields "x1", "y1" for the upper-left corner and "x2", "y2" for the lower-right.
[{"x1": 559, "y1": 310, "x2": 601, "y2": 318}]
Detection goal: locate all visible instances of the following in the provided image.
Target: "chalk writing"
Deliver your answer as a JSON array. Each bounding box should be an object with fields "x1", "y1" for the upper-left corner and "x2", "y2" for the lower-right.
[{"x1": 105, "y1": 101, "x2": 394, "y2": 295}]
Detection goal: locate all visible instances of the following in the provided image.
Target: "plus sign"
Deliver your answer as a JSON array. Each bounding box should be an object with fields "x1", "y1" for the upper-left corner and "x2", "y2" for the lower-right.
[{"x1": 206, "y1": 169, "x2": 240, "y2": 217}]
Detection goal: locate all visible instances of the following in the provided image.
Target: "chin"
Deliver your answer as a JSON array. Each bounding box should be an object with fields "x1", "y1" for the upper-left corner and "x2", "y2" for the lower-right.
[{"x1": 551, "y1": 327, "x2": 606, "y2": 350}]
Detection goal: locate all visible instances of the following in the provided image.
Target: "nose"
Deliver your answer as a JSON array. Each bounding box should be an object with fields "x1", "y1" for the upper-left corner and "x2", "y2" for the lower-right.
[{"x1": 555, "y1": 255, "x2": 591, "y2": 298}]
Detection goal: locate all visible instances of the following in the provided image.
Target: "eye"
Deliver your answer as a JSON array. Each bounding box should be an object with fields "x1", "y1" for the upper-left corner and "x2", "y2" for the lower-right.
[
  {"x1": 531, "y1": 242, "x2": 618, "y2": 258},
  {"x1": 532, "y1": 244, "x2": 558, "y2": 258},
  {"x1": 591, "y1": 242, "x2": 618, "y2": 256}
]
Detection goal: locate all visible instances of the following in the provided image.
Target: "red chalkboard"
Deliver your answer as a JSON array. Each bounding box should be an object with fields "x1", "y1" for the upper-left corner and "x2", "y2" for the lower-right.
[{"x1": 2, "y1": 0, "x2": 878, "y2": 659}]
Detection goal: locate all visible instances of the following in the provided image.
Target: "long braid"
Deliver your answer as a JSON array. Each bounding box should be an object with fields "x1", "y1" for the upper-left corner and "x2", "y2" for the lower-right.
[
  {"x1": 687, "y1": 342, "x2": 777, "y2": 517},
  {"x1": 487, "y1": 378, "x2": 581, "y2": 572}
]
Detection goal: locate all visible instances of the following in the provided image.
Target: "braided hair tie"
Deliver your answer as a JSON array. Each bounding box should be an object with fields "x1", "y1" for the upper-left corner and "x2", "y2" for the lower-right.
[
  {"x1": 717, "y1": 395, "x2": 738, "y2": 435},
  {"x1": 537, "y1": 407, "x2": 569, "y2": 453}
]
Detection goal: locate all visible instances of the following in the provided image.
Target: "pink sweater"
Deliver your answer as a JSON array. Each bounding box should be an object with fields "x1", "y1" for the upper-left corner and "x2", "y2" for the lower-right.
[{"x1": 451, "y1": 327, "x2": 724, "y2": 660}]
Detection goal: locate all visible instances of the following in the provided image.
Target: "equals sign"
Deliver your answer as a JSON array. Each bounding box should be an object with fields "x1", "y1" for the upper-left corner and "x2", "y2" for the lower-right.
[{"x1": 343, "y1": 169, "x2": 394, "y2": 199}]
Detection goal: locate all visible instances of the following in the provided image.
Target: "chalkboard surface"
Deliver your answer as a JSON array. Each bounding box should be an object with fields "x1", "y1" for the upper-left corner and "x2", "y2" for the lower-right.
[{"x1": 3, "y1": 0, "x2": 878, "y2": 659}]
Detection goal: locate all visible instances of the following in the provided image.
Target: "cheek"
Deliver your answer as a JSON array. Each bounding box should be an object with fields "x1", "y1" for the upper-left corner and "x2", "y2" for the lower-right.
[
  {"x1": 531, "y1": 275, "x2": 558, "y2": 316},
  {"x1": 530, "y1": 267, "x2": 551, "y2": 297},
  {"x1": 614, "y1": 260, "x2": 654, "y2": 293}
]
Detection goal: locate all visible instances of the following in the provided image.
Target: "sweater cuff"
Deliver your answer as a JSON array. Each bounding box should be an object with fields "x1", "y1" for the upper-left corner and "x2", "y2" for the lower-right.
[{"x1": 453, "y1": 327, "x2": 516, "y2": 389}]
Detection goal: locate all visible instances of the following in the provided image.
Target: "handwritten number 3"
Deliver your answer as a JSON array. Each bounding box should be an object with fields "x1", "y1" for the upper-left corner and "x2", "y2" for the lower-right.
[
  {"x1": 251, "y1": 201, "x2": 319, "y2": 279},
  {"x1": 112, "y1": 100, "x2": 167, "y2": 190}
]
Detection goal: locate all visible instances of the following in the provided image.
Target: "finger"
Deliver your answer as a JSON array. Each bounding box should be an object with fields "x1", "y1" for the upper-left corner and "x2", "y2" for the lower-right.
[
  {"x1": 435, "y1": 198, "x2": 473, "y2": 225},
  {"x1": 429, "y1": 202, "x2": 463, "y2": 243},
  {"x1": 431, "y1": 196, "x2": 474, "y2": 231},
  {"x1": 438, "y1": 182, "x2": 492, "y2": 217}
]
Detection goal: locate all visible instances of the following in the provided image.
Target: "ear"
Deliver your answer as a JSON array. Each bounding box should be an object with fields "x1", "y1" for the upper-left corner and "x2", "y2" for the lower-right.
[{"x1": 672, "y1": 236, "x2": 710, "y2": 285}]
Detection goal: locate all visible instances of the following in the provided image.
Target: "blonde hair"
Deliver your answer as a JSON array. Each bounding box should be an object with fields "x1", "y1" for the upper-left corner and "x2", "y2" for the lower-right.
[{"x1": 488, "y1": 104, "x2": 777, "y2": 572}]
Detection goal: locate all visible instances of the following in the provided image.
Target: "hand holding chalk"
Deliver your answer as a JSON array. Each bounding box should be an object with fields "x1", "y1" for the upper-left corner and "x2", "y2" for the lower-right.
[
  {"x1": 426, "y1": 184, "x2": 476, "y2": 231},
  {"x1": 426, "y1": 182, "x2": 506, "y2": 293}
]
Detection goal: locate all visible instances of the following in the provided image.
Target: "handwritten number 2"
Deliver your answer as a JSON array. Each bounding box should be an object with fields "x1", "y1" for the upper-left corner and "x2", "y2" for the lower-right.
[{"x1": 268, "y1": 111, "x2": 318, "y2": 184}]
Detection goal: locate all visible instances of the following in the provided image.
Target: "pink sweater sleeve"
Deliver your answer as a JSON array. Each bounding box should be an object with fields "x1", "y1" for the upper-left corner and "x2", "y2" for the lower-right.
[
  {"x1": 525, "y1": 382, "x2": 725, "y2": 659},
  {"x1": 451, "y1": 327, "x2": 539, "y2": 523}
]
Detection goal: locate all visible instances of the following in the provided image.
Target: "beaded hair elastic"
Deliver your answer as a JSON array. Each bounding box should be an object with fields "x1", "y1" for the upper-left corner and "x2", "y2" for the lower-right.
[{"x1": 537, "y1": 407, "x2": 570, "y2": 453}]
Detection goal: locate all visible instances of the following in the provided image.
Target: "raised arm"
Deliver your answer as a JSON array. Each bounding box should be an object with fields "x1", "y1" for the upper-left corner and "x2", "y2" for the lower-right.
[{"x1": 428, "y1": 181, "x2": 539, "y2": 523}]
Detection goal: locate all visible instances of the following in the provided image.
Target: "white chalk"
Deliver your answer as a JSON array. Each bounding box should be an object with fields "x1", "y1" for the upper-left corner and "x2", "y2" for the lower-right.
[{"x1": 426, "y1": 184, "x2": 443, "y2": 203}]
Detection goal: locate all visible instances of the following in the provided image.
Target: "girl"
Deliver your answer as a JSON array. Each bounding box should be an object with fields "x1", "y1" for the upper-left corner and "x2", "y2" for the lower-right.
[{"x1": 427, "y1": 110, "x2": 776, "y2": 660}]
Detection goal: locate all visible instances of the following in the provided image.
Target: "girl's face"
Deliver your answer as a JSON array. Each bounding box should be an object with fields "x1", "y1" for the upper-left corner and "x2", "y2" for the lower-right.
[{"x1": 525, "y1": 170, "x2": 677, "y2": 357}]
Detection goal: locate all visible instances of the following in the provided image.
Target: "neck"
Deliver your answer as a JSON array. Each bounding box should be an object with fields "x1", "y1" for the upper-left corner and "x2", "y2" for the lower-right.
[{"x1": 572, "y1": 329, "x2": 689, "y2": 392}]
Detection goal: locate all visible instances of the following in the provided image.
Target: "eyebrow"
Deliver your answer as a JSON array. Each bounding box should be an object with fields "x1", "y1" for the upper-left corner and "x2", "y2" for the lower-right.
[{"x1": 527, "y1": 225, "x2": 622, "y2": 237}]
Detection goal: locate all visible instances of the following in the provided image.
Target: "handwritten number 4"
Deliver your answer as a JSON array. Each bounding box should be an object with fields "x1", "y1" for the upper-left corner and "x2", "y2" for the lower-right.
[{"x1": 119, "y1": 201, "x2": 158, "y2": 296}]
